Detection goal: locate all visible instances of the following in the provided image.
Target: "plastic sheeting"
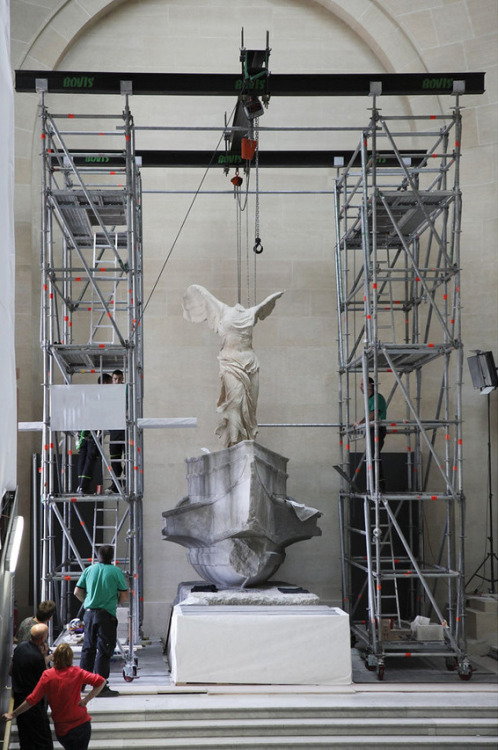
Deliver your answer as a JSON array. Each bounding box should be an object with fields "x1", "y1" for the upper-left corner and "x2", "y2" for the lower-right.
[
  {"x1": 0, "y1": 0, "x2": 16, "y2": 497},
  {"x1": 50, "y1": 384, "x2": 127, "y2": 430}
]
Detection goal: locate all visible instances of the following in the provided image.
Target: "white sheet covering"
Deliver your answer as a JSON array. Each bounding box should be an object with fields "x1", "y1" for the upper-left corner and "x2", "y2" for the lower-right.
[
  {"x1": 50, "y1": 384, "x2": 126, "y2": 430},
  {"x1": 170, "y1": 604, "x2": 352, "y2": 685},
  {"x1": 0, "y1": 0, "x2": 16, "y2": 497}
]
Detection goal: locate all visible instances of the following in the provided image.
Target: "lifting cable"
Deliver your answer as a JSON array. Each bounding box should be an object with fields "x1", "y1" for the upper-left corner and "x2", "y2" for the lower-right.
[
  {"x1": 137, "y1": 103, "x2": 238, "y2": 330},
  {"x1": 234, "y1": 171, "x2": 254, "y2": 306},
  {"x1": 235, "y1": 176, "x2": 243, "y2": 304},
  {"x1": 253, "y1": 118, "x2": 263, "y2": 259},
  {"x1": 233, "y1": 169, "x2": 247, "y2": 302},
  {"x1": 233, "y1": 117, "x2": 262, "y2": 306}
]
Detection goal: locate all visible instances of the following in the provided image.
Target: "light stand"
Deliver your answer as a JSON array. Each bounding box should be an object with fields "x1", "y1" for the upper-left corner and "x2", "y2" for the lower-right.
[{"x1": 466, "y1": 350, "x2": 498, "y2": 594}]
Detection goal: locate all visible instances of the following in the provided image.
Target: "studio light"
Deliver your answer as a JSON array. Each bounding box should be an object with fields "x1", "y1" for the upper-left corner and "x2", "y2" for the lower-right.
[
  {"x1": 466, "y1": 349, "x2": 497, "y2": 594},
  {"x1": 467, "y1": 350, "x2": 498, "y2": 395}
]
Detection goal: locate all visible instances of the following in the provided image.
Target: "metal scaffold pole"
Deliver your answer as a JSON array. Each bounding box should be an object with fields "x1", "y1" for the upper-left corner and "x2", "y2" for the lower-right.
[
  {"x1": 18, "y1": 64, "x2": 484, "y2": 686},
  {"x1": 333, "y1": 84, "x2": 471, "y2": 681},
  {"x1": 36, "y1": 79, "x2": 143, "y2": 678}
]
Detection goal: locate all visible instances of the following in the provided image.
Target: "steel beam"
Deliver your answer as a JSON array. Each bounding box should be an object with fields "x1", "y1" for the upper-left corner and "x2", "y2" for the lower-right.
[
  {"x1": 50, "y1": 149, "x2": 428, "y2": 170},
  {"x1": 15, "y1": 70, "x2": 485, "y2": 97}
]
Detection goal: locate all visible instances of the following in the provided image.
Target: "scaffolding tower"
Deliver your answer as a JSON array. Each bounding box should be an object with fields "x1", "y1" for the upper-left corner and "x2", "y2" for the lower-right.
[
  {"x1": 17, "y1": 66, "x2": 484, "y2": 683},
  {"x1": 37, "y1": 85, "x2": 143, "y2": 670},
  {"x1": 333, "y1": 88, "x2": 471, "y2": 679}
]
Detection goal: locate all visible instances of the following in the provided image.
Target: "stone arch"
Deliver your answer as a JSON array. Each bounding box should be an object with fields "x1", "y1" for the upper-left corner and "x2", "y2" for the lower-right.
[
  {"x1": 18, "y1": 0, "x2": 423, "y2": 78},
  {"x1": 17, "y1": 0, "x2": 127, "y2": 70},
  {"x1": 313, "y1": 0, "x2": 427, "y2": 75},
  {"x1": 15, "y1": 0, "x2": 432, "y2": 174}
]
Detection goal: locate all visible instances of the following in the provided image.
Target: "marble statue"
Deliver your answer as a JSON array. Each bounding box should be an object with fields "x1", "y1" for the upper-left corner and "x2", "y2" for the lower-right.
[
  {"x1": 182, "y1": 284, "x2": 284, "y2": 447},
  {"x1": 162, "y1": 440, "x2": 322, "y2": 587}
]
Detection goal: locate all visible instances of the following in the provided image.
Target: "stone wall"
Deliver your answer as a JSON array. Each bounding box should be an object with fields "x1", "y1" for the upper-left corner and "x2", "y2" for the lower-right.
[{"x1": 10, "y1": 0, "x2": 497, "y2": 637}]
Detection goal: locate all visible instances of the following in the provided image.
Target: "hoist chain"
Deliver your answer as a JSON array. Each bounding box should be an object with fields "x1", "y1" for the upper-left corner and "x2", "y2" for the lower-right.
[
  {"x1": 253, "y1": 118, "x2": 263, "y2": 256},
  {"x1": 236, "y1": 186, "x2": 242, "y2": 304}
]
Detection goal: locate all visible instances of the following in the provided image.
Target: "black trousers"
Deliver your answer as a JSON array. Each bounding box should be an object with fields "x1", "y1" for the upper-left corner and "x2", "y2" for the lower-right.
[
  {"x1": 56, "y1": 720, "x2": 91, "y2": 750},
  {"x1": 77, "y1": 436, "x2": 98, "y2": 492},
  {"x1": 369, "y1": 426, "x2": 387, "y2": 489},
  {"x1": 80, "y1": 608, "x2": 117, "y2": 680},
  {"x1": 109, "y1": 429, "x2": 125, "y2": 485},
  {"x1": 369, "y1": 425, "x2": 387, "y2": 453},
  {"x1": 14, "y1": 693, "x2": 53, "y2": 750}
]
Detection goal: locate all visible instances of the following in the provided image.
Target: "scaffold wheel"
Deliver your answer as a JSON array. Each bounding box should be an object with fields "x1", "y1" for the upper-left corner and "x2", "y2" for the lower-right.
[
  {"x1": 365, "y1": 653, "x2": 377, "y2": 672},
  {"x1": 457, "y1": 661, "x2": 473, "y2": 681},
  {"x1": 376, "y1": 662, "x2": 385, "y2": 681},
  {"x1": 122, "y1": 663, "x2": 138, "y2": 682}
]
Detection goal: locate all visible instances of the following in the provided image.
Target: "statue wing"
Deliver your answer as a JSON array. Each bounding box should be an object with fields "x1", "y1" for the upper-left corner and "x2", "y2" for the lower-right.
[
  {"x1": 182, "y1": 284, "x2": 226, "y2": 332},
  {"x1": 254, "y1": 290, "x2": 285, "y2": 322}
]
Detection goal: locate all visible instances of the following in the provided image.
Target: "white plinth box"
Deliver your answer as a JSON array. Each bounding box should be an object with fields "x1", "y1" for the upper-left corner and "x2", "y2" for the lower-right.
[{"x1": 169, "y1": 605, "x2": 352, "y2": 685}]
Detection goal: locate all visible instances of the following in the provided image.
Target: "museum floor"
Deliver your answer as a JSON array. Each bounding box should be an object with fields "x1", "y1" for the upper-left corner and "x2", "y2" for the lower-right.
[
  {"x1": 84, "y1": 640, "x2": 498, "y2": 747},
  {"x1": 6, "y1": 639, "x2": 497, "y2": 749},
  {"x1": 107, "y1": 638, "x2": 498, "y2": 688}
]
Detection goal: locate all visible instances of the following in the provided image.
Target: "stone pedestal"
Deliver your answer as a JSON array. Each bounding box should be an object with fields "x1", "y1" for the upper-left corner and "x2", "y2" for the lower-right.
[
  {"x1": 168, "y1": 584, "x2": 352, "y2": 686},
  {"x1": 162, "y1": 441, "x2": 322, "y2": 587},
  {"x1": 466, "y1": 595, "x2": 498, "y2": 647}
]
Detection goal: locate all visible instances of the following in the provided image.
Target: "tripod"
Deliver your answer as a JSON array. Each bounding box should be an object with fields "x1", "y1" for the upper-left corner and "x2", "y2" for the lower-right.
[{"x1": 466, "y1": 392, "x2": 497, "y2": 594}]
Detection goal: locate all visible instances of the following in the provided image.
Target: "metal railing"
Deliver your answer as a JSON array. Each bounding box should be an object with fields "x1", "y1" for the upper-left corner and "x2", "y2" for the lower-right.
[{"x1": 0, "y1": 489, "x2": 20, "y2": 748}]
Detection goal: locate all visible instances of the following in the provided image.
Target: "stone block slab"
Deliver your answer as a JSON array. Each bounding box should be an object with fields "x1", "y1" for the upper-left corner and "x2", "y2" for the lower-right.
[{"x1": 467, "y1": 595, "x2": 498, "y2": 613}]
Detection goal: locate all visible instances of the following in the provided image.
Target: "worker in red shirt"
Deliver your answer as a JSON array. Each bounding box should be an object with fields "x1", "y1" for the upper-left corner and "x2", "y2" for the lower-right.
[{"x1": 3, "y1": 643, "x2": 105, "y2": 750}]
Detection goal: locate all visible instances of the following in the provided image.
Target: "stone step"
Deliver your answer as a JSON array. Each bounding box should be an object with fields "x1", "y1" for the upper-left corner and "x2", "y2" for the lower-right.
[
  {"x1": 87, "y1": 704, "x2": 498, "y2": 723},
  {"x1": 86, "y1": 716, "x2": 498, "y2": 739},
  {"x1": 9, "y1": 714, "x2": 498, "y2": 749},
  {"x1": 10, "y1": 735, "x2": 498, "y2": 749}
]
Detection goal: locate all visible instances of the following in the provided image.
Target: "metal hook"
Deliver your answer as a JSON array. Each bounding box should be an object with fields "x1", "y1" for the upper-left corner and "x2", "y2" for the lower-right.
[{"x1": 253, "y1": 238, "x2": 263, "y2": 254}]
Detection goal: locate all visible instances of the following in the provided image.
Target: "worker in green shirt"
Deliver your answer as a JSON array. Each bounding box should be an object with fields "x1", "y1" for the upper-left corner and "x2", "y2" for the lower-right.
[
  {"x1": 74, "y1": 545, "x2": 128, "y2": 697},
  {"x1": 355, "y1": 376, "x2": 387, "y2": 489}
]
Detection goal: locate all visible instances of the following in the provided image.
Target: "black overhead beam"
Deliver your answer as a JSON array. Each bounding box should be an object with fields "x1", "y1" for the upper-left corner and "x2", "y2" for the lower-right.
[
  {"x1": 16, "y1": 70, "x2": 485, "y2": 96},
  {"x1": 140, "y1": 149, "x2": 429, "y2": 169},
  {"x1": 50, "y1": 149, "x2": 428, "y2": 169}
]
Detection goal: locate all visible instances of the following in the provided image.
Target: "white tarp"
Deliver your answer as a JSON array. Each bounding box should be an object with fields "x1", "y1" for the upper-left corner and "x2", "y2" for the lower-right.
[
  {"x1": 50, "y1": 384, "x2": 127, "y2": 430},
  {"x1": 0, "y1": 0, "x2": 17, "y2": 496},
  {"x1": 169, "y1": 604, "x2": 352, "y2": 685}
]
